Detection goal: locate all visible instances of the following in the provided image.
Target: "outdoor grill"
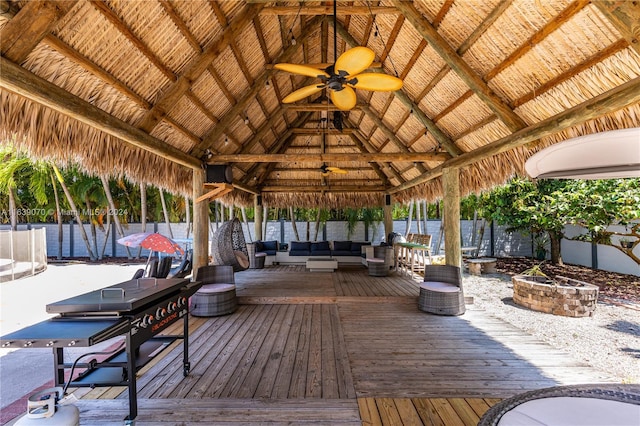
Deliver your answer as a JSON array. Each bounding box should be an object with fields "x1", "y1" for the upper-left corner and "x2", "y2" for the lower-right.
[{"x1": 0, "y1": 277, "x2": 202, "y2": 422}]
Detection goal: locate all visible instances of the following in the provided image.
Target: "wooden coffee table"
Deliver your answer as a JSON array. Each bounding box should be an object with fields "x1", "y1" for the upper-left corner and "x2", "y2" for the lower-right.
[{"x1": 306, "y1": 257, "x2": 338, "y2": 272}]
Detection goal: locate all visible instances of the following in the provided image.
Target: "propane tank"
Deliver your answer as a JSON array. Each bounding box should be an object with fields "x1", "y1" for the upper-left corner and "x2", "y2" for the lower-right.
[{"x1": 14, "y1": 387, "x2": 79, "y2": 426}]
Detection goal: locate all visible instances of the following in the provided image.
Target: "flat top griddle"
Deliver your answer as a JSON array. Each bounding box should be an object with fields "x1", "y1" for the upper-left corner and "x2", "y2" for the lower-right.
[
  {"x1": 0, "y1": 318, "x2": 127, "y2": 345},
  {"x1": 46, "y1": 278, "x2": 190, "y2": 314}
]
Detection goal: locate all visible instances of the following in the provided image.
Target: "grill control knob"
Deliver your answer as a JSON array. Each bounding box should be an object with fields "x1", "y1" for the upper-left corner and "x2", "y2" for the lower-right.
[
  {"x1": 177, "y1": 296, "x2": 187, "y2": 307},
  {"x1": 156, "y1": 307, "x2": 167, "y2": 318},
  {"x1": 142, "y1": 314, "x2": 154, "y2": 327},
  {"x1": 167, "y1": 302, "x2": 177, "y2": 313}
]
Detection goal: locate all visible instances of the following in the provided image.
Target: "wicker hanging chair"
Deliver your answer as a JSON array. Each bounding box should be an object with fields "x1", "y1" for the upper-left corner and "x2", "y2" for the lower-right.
[{"x1": 210, "y1": 218, "x2": 249, "y2": 272}]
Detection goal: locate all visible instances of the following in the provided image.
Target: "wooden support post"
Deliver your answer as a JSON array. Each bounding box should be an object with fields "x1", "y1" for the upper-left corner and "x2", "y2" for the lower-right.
[
  {"x1": 193, "y1": 168, "x2": 208, "y2": 271},
  {"x1": 384, "y1": 194, "x2": 393, "y2": 242},
  {"x1": 442, "y1": 167, "x2": 461, "y2": 268},
  {"x1": 254, "y1": 195, "x2": 263, "y2": 242}
]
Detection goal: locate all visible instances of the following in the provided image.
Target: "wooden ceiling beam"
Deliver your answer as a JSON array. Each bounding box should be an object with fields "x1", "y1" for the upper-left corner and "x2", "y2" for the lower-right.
[
  {"x1": 593, "y1": 1, "x2": 640, "y2": 56},
  {"x1": 390, "y1": 76, "x2": 640, "y2": 193},
  {"x1": 261, "y1": 185, "x2": 384, "y2": 193},
  {"x1": 137, "y1": 3, "x2": 264, "y2": 133},
  {"x1": 291, "y1": 128, "x2": 356, "y2": 135},
  {"x1": 283, "y1": 103, "x2": 363, "y2": 111},
  {"x1": 44, "y1": 35, "x2": 150, "y2": 109},
  {"x1": 0, "y1": 57, "x2": 201, "y2": 169},
  {"x1": 244, "y1": 112, "x2": 313, "y2": 185},
  {"x1": 89, "y1": 0, "x2": 175, "y2": 82},
  {"x1": 259, "y1": 6, "x2": 399, "y2": 16},
  {"x1": 458, "y1": 0, "x2": 512, "y2": 53},
  {"x1": 1, "y1": 0, "x2": 77, "y2": 63},
  {"x1": 265, "y1": 62, "x2": 382, "y2": 69},
  {"x1": 192, "y1": 15, "x2": 325, "y2": 158},
  {"x1": 391, "y1": 0, "x2": 527, "y2": 133},
  {"x1": 512, "y1": 39, "x2": 629, "y2": 108},
  {"x1": 333, "y1": 20, "x2": 462, "y2": 157},
  {"x1": 210, "y1": 152, "x2": 449, "y2": 163},
  {"x1": 486, "y1": 0, "x2": 589, "y2": 81},
  {"x1": 159, "y1": 0, "x2": 201, "y2": 53},
  {"x1": 349, "y1": 132, "x2": 392, "y2": 187}
]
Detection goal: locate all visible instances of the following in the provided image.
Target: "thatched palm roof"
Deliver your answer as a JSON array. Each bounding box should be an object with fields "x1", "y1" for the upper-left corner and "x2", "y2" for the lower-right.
[{"x1": 1, "y1": 0, "x2": 639, "y2": 208}]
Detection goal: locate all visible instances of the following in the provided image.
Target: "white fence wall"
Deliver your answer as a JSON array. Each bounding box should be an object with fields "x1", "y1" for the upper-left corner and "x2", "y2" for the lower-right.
[{"x1": 2, "y1": 220, "x2": 638, "y2": 276}]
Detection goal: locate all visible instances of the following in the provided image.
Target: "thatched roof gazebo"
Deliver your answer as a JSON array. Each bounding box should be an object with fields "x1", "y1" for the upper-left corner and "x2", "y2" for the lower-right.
[{"x1": 1, "y1": 0, "x2": 639, "y2": 270}]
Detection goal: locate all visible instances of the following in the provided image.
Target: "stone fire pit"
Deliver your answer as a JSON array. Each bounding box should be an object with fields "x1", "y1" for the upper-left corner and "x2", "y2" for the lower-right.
[{"x1": 511, "y1": 275, "x2": 599, "y2": 317}]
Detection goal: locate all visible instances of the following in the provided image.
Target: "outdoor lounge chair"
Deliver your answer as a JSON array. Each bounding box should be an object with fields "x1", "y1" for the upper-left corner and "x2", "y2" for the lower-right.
[
  {"x1": 155, "y1": 256, "x2": 173, "y2": 278},
  {"x1": 190, "y1": 265, "x2": 237, "y2": 317},
  {"x1": 169, "y1": 249, "x2": 192, "y2": 278},
  {"x1": 419, "y1": 264, "x2": 465, "y2": 315}
]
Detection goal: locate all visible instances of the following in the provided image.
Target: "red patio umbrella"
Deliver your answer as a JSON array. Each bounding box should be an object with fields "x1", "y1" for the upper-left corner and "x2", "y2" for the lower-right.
[
  {"x1": 117, "y1": 232, "x2": 184, "y2": 255},
  {"x1": 118, "y1": 232, "x2": 185, "y2": 276}
]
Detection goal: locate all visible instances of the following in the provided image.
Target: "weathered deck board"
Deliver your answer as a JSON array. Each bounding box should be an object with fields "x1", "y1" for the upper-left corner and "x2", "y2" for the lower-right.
[
  {"x1": 338, "y1": 301, "x2": 613, "y2": 398},
  {"x1": 40, "y1": 266, "x2": 618, "y2": 425}
]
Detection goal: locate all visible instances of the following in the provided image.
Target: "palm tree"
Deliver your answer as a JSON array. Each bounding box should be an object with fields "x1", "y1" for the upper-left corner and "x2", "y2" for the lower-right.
[
  {"x1": 100, "y1": 175, "x2": 132, "y2": 258},
  {"x1": 0, "y1": 143, "x2": 30, "y2": 230},
  {"x1": 53, "y1": 165, "x2": 96, "y2": 261}
]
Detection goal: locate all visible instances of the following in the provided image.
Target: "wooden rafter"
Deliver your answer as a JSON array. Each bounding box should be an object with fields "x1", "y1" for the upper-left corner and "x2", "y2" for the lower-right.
[
  {"x1": 159, "y1": 0, "x2": 201, "y2": 53},
  {"x1": 390, "y1": 77, "x2": 640, "y2": 193},
  {"x1": 333, "y1": 20, "x2": 462, "y2": 157},
  {"x1": 89, "y1": 0, "x2": 176, "y2": 82},
  {"x1": 137, "y1": 3, "x2": 264, "y2": 133},
  {"x1": 191, "y1": 15, "x2": 325, "y2": 159},
  {"x1": 283, "y1": 103, "x2": 364, "y2": 111},
  {"x1": 0, "y1": 57, "x2": 200, "y2": 169},
  {"x1": 391, "y1": 0, "x2": 512, "y2": 146},
  {"x1": 44, "y1": 35, "x2": 150, "y2": 109},
  {"x1": 1, "y1": 0, "x2": 77, "y2": 63},
  {"x1": 512, "y1": 39, "x2": 629, "y2": 109},
  {"x1": 259, "y1": 6, "x2": 399, "y2": 16},
  {"x1": 391, "y1": 0, "x2": 527, "y2": 133},
  {"x1": 195, "y1": 183, "x2": 233, "y2": 203},
  {"x1": 261, "y1": 185, "x2": 383, "y2": 193},
  {"x1": 243, "y1": 113, "x2": 313, "y2": 185},
  {"x1": 593, "y1": 0, "x2": 640, "y2": 55},
  {"x1": 210, "y1": 152, "x2": 448, "y2": 163}
]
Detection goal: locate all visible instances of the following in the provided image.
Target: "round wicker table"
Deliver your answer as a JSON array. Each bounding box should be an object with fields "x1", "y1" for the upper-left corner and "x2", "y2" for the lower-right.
[{"x1": 478, "y1": 384, "x2": 640, "y2": 426}]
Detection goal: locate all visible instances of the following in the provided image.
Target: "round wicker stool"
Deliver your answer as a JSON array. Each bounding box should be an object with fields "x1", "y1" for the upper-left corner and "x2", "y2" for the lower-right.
[
  {"x1": 418, "y1": 281, "x2": 465, "y2": 316},
  {"x1": 367, "y1": 258, "x2": 388, "y2": 276},
  {"x1": 190, "y1": 283, "x2": 237, "y2": 317}
]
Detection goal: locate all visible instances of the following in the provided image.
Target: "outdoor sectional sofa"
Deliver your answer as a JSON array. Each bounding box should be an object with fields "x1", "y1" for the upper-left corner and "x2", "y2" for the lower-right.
[{"x1": 254, "y1": 240, "x2": 371, "y2": 266}]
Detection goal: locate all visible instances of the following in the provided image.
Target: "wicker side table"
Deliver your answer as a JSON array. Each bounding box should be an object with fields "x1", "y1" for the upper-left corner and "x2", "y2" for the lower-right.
[{"x1": 367, "y1": 258, "x2": 388, "y2": 276}]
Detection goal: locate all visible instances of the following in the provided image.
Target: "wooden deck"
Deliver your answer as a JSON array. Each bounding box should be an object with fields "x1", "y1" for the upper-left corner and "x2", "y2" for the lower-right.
[{"x1": 42, "y1": 266, "x2": 616, "y2": 424}]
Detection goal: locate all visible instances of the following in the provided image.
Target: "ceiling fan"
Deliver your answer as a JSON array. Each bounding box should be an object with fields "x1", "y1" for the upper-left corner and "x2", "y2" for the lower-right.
[
  {"x1": 274, "y1": 2, "x2": 403, "y2": 110},
  {"x1": 320, "y1": 163, "x2": 348, "y2": 176}
]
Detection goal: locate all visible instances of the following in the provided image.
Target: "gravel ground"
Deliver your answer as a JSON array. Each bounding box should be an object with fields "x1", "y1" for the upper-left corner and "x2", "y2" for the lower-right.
[{"x1": 463, "y1": 272, "x2": 640, "y2": 383}]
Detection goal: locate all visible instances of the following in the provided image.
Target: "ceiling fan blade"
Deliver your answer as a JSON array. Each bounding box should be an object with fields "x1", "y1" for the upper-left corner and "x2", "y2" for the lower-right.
[
  {"x1": 335, "y1": 47, "x2": 375, "y2": 76},
  {"x1": 327, "y1": 167, "x2": 348, "y2": 174},
  {"x1": 282, "y1": 84, "x2": 325, "y2": 103},
  {"x1": 330, "y1": 86, "x2": 357, "y2": 110},
  {"x1": 274, "y1": 63, "x2": 329, "y2": 78},
  {"x1": 349, "y1": 73, "x2": 403, "y2": 91}
]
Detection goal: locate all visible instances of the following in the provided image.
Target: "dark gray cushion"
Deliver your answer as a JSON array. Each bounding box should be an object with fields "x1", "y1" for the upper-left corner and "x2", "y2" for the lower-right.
[
  {"x1": 350, "y1": 241, "x2": 371, "y2": 255},
  {"x1": 289, "y1": 241, "x2": 310, "y2": 256},
  {"x1": 258, "y1": 240, "x2": 277, "y2": 255},
  {"x1": 333, "y1": 240, "x2": 351, "y2": 251},
  {"x1": 311, "y1": 241, "x2": 330, "y2": 253}
]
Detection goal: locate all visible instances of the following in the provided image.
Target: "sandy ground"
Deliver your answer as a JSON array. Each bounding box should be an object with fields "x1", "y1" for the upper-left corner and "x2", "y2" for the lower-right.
[{"x1": 0, "y1": 262, "x2": 143, "y2": 410}]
